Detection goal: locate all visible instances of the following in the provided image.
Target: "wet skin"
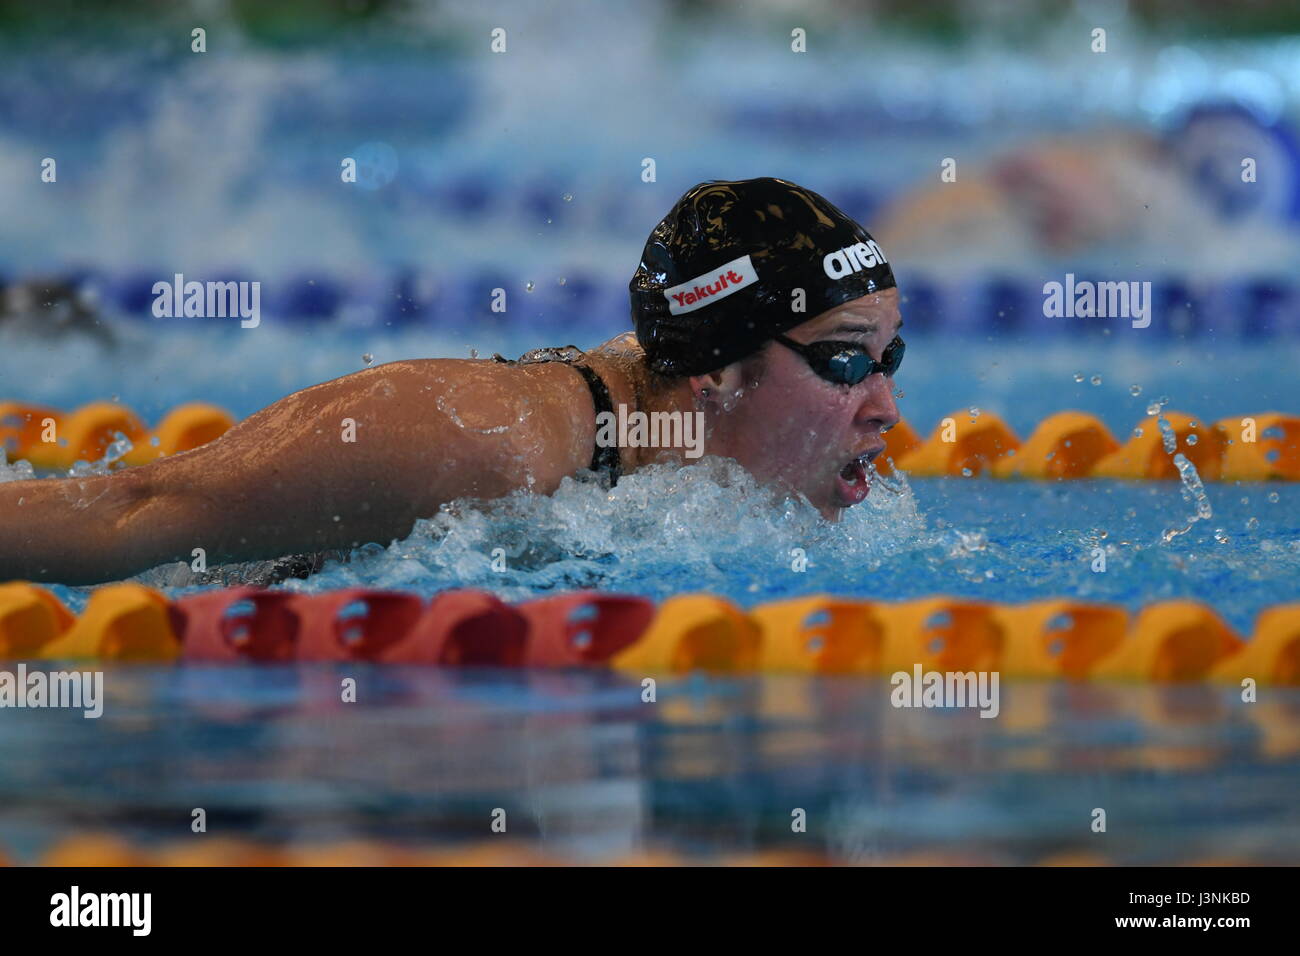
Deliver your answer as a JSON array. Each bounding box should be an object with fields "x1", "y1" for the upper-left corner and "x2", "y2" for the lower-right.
[{"x1": 0, "y1": 291, "x2": 901, "y2": 583}]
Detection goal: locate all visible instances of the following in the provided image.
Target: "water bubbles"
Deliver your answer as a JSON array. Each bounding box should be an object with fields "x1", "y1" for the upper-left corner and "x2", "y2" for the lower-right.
[
  {"x1": 1073, "y1": 372, "x2": 1084, "y2": 383},
  {"x1": 1268, "y1": 492, "x2": 1280, "y2": 503},
  {"x1": 968, "y1": 406, "x2": 980, "y2": 421},
  {"x1": 562, "y1": 192, "x2": 574, "y2": 202},
  {"x1": 525, "y1": 281, "x2": 535, "y2": 292},
  {"x1": 67, "y1": 430, "x2": 134, "y2": 478},
  {"x1": 1129, "y1": 384, "x2": 1142, "y2": 396},
  {"x1": 557, "y1": 277, "x2": 567, "y2": 286},
  {"x1": 1186, "y1": 434, "x2": 1198, "y2": 445},
  {"x1": 1214, "y1": 529, "x2": 1229, "y2": 544},
  {"x1": 469, "y1": 348, "x2": 479, "y2": 359},
  {"x1": 1090, "y1": 375, "x2": 1101, "y2": 386},
  {"x1": 893, "y1": 387, "x2": 905, "y2": 399},
  {"x1": 960, "y1": 467, "x2": 973, "y2": 477},
  {"x1": 1132, "y1": 427, "x2": 1144, "y2": 437},
  {"x1": 362, "y1": 352, "x2": 374, "y2": 367},
  {"x1": 1157, "y1": 416, "x2": 1178, "y2": 454},
  {"x1": 1146, "y1": 401, "x2": 1163, "y2": 416},
  {"x1": 1172, "y1": 453, "x2": 1212, "y2": 521},
  {"x1": 1246, "y1": 517, "x2": 1259, "y2": 531}
]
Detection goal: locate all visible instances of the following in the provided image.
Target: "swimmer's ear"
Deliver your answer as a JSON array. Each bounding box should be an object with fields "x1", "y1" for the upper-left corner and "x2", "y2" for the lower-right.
[{"x1": 688, "y1": 371, "x2": 725, "y2": 404}]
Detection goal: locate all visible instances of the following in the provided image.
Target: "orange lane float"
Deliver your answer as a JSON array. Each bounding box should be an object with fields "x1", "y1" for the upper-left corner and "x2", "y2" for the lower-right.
[
  {"x1": 1217, "y1": 413, "x2": 1300, "y2": 481},
  {"x1": 1090, "y1": 601, "x2": 1243, "y2": 682},
  {"x1": 992, "y1": 600, "x2": 1129, "y2": 679},
  {"x1": 872, "y1": 597, "x2": 1004, "y2": 674},
  {"x1": 612, "y1": 594, "x2": 761, "y2": 674},
  {"x1": 0, "y1": 401, "x2": 63, "y2": 463},
  {"x1": 992, "y1": 411, "x2": 1120, "y2": 479},
  {"x1": 1090, "y1": 412, "x2": 1226, "y2": 480},
  {"x1": 0, "y1": 582, "x2": 75, "y2": 657},
  {"x1": 1211, "y1": 604, "x2": 1300, "y2": 686},
  {"x1": 29, "y1": 401, "x2": 149, "y2": 470},
  {"x1": 876, "y1": 419, "x2": 921, "y2": 476},
  {"x1": 749, "y1": 594, "x2": 886, "y2": 674},
  {"x1": 39, "y1": 583, "x2": 180, "y2": 662},
  {"x1": 894, "y1": 409, "x2": 1020, "y2": 477},
  {"x1": 121, "y1": 402, "x2": 236, "y2": 466},
  {"x1": 3, "y1": 583, "x2": 1297, "y2": 685}
]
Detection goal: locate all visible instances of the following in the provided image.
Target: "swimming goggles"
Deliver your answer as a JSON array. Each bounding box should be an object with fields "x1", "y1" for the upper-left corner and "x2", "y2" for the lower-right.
[{"x1": 772, "y1": 334, "x2": 905, "y2": 386}]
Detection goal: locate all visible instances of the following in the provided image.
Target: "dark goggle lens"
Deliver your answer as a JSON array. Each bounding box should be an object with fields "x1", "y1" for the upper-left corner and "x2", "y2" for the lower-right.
[
  {"x1": 827, "y1": 350, "x2": 872, "y2": 384},
  {"x1": 880, "y1": 336, "x2": 905, "y2": 376},
  {"x1": 820, "y1": 335, "x2": 905, "y2": 384}
]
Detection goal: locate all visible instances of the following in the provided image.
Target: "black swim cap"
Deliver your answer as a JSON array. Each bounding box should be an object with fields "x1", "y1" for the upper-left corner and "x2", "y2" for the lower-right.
[{"x1": 630, "y1": 177, "x2": 897, "y2": 376}]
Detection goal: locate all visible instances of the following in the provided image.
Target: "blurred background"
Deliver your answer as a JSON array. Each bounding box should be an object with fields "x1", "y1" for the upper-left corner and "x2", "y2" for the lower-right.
[{"x1": 2, "y1": 0, "x2": 1299, "y2": 431}]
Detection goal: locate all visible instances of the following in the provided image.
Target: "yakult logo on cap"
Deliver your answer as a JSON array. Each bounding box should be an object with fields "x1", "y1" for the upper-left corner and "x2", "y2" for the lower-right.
[
  {"x1": 823, "y1": 239, "x2": 888, "y2": 280},
  {"x1": 664, "y1": 254, "x2": 758, "y2": 315}
]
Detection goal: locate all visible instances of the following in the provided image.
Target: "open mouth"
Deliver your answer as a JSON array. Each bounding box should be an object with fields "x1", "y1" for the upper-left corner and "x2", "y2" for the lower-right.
[{"x1": 835, "y1": 447, "x2": 882, "y2": 506}]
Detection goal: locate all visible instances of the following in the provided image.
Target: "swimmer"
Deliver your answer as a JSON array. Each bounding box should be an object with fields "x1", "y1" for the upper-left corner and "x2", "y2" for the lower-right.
[{"x1": 0, "y1": 178, "x2": 903, "y2": 585}]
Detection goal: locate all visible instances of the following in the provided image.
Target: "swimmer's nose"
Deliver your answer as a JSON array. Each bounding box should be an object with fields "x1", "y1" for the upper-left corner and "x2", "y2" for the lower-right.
[{"x1": 855, "y1": 374, "x2": 900, "y2": 434}]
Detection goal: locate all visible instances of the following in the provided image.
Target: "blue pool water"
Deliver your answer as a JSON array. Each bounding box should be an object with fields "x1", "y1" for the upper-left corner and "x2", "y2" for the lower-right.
[{"x1": 1, "y1": 667, "x2": 1296, "y2": 864}]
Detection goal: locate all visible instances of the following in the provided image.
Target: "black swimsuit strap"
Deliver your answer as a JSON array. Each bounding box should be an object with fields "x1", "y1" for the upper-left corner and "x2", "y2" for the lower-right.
[{"x1": 490, "y1": 347, "x2": 623, "y2": 489}]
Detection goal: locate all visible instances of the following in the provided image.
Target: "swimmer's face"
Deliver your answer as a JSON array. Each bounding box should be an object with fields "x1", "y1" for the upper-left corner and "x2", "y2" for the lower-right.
[{"x1": 698, "y1": 289, "x2": 903, "y2": 519}]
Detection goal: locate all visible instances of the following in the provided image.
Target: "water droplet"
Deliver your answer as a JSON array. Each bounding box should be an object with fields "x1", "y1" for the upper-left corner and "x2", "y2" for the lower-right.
[
  {"x1": 960, "y1": 467, "x2": 973, "y2": 477},
  {"x1": 557, "y1": 276, "x2": 567, "y2": 286},
  {"x1": 362, "y1": 353, "x2": 374, "y2": 366},
  {"x1": 1246, "y1": 517, "x2": 1259, "y2": 531},
  {"x1": 1268, "y1": 492, "x2": 1280, "y2": 503},
  {"x1": 525, "y1": 281, "x2": 535, "y2": 292},
  {"x1": 1129, "y1": 384, "x2": 1142, "y2": 396},
  {"x1": 1073, "y1": 372, "x2": 1084, "y2": 383},
  {"x1": 1132, "y1": 427, "x2": 1144, "y2": 437},
  {"x1": 562, "y1": 192, "x2": 573, "y2": 202},
  {"x1": 893, "y1": 388, "x2": 905, "y2": 399},
  {"x1": 1214, "y1": 529, "x2": 1228, "y2": 544},
  {"x1": 469, "y1": 348, "x2": 479, "y2": 359},
  {"x1": 1090, "y1": 375, "x2": 1101, "y2": 386},
  {"x1": 1186, "y1": 434, "x2": 1198, "y2": 445}
]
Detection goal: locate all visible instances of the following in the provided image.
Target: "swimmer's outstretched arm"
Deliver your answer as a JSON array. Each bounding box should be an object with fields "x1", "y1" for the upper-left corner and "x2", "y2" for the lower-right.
[{"x1": 0, "y1": 359, "x2": 595, "y2": 585}]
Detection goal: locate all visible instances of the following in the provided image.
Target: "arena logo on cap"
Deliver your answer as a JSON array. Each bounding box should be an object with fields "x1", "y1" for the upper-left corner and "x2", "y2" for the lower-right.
[
  {"x1": 823, "y1": 240, "x2": 888, "y2": 280},
  {"x1": 664, "y1": 254, "x2": 758, "y2": 315}
]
